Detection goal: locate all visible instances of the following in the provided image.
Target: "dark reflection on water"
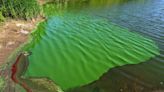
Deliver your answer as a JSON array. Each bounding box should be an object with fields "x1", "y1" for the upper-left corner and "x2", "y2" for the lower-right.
[
  {"x1": 48, "y1": 0, "x2": 144, "y2": 12},
  {"x1": 63, "y1": 0, "x2": 164, "y2": 92}
]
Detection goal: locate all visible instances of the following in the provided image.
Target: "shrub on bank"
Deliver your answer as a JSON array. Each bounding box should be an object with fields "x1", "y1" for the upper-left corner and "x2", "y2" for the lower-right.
[
  {"x1": 0, "y1": 0, "x2": 41, "y2": 20},
  {"x1": 0, "y1": 11, "x2": 5, "y2": 21}
]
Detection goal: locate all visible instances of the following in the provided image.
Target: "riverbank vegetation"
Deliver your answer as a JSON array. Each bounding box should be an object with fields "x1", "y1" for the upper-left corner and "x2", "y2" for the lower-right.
[
  {"x1": 0, "y1": 0, "x2": 41, "y2": 20},
  {"x1": 0, "y1": 11, "x2": 5, "y2": 22},
  {"x1": 0, "y1": 0, "x2": 45, "y2": 91}
]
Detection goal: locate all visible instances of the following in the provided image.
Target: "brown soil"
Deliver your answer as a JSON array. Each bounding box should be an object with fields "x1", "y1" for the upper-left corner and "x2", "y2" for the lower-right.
[{"x1": 0, "y1": 17, "x2": 44, "y2": 67}]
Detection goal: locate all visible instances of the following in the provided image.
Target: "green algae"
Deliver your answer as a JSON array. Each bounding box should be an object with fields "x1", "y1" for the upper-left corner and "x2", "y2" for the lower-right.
[
  {"x1": 23, "y1": 13, "x2": 159, "y2": 90},
  {"x1": 21, "y1": 1, "x2": 160, "y2": 90}
]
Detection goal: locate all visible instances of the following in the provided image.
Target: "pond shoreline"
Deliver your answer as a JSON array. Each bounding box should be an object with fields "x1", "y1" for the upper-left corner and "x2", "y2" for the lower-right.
[
  {"x1": 0, "y1": 16, "x2": 45, "y2": 92},
  {"x1": 11, "y1": 53, "x2": 32, "y2": 92},
  {"x1": 0, "y1": 17, "x2": 44, "y2": 66}
]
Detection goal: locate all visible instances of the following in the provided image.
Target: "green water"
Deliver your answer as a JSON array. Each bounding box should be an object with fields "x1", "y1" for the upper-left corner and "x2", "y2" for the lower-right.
[{"x1": 24, "y1": 1, "x2": 160, "y2": 90}]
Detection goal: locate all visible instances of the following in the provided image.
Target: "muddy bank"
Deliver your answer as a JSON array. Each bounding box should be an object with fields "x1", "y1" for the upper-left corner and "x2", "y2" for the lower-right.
[
  {"x1": 0, "y1": 17, "x2": 43, "y2": 66},
  {"x1": 0, "y1": 15, "x2": 62, "y2": 92},
  {"x1": 11, "y1": 52, "x2": 63, "y2": 92},
  {"x1": 0, "y1": 17, "x2": 44, "y2": 92}
]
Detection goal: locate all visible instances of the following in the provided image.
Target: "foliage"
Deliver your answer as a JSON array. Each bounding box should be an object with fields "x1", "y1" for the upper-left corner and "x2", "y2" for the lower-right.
[
  {"x1": 0, "y1": 11, "x2": 5, "y2": 21},
  {"x1": 0, "y1": 0, "x2": 41, "y2": 20}
]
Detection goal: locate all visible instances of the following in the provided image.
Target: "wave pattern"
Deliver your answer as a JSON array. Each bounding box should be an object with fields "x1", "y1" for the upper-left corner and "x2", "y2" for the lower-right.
[
  {"x1": 24, "y1": 14, "x2": 159, "y2": 90},
  {"x1": 66, "y1": 0, "x2": 164, "y2": 92}
]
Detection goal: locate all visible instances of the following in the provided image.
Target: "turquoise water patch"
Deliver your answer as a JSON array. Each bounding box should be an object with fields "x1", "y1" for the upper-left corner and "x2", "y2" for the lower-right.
[{"x1": 24, "y1": 14, "x2": 159, "y2": 90}]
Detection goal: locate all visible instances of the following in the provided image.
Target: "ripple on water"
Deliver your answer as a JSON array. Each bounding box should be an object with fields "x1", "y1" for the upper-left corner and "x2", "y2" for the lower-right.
[{"x1": 24, "y1": 15, "x2": 159, "y2": 90}]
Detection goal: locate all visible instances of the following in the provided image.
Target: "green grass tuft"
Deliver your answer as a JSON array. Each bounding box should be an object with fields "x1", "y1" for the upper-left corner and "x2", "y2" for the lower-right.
[
  {"x1": 0, "y1": 0, "x2": 41, "y2": 20},
  {"x1": 0, "y1": 11, "x2": 5, "y2": 22}
]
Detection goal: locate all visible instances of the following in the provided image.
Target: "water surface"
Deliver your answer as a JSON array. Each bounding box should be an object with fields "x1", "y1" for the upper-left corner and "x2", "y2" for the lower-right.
[{"x1": 24, "y1": 0, "x2": 164, "y2": 91}]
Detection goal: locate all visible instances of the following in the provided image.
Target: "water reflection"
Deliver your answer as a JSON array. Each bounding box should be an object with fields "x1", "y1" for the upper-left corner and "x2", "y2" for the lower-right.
[{"x1": 46, "y1": 0, "x2": 145, "y2": 11}]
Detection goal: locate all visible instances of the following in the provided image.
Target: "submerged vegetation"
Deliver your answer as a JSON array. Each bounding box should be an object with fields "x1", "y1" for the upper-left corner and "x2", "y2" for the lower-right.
[{"x1": 0, "y1": 0, "x2": 41, "y2": 20}]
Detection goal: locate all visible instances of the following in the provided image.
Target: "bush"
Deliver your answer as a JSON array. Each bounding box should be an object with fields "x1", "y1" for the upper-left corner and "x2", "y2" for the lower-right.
[
  {"x1": 0, "y1": 0, "x2": 41, "y2": 20},
  {"x1": 0, "y1": 11, "x2": 5, "y2": 22}
]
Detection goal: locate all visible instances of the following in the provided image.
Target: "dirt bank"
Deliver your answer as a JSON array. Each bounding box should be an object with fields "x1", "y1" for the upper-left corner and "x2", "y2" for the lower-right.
[
  {"x1": 0, "y1": 17, "x2": 45, "y2": 92},
  {"x1": 0, "y1": 17, "x2": 44, "y2": 66}
]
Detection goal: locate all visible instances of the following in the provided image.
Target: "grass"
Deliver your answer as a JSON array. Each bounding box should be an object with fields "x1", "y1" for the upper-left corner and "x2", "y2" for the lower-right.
[
  {"x1": 0, "y1": 0, "x2": 41, "y2": 20},
  {"x1": 0, "y1": 11, "x2": 5, "y2": 22}
]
